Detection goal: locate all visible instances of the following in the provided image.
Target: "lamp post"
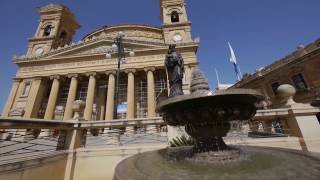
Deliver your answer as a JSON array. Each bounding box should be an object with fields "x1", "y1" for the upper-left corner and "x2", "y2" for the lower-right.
[{"x1": 106, "y1": 32, "x2": 135, "y2": 120}]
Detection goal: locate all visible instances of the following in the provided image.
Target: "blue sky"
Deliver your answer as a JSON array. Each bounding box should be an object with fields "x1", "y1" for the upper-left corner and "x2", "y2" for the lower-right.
[{"x1": 0, "y1": 0, "x2": 320, "y2": 111}]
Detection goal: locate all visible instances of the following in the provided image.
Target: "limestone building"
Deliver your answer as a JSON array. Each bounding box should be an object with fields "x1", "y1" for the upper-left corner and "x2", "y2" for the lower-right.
[
  {"x1": 1, "y1": 0, "x2": 199, "y2": 121},
  {"x1": 232, "y1": 38, "x2": 320, "y2": 108}
]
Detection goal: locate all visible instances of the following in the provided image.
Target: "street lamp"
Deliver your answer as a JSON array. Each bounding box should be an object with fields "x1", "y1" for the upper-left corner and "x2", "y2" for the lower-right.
[{"x1": 105, "y1": 31, "x2": 135, "y2": 119}]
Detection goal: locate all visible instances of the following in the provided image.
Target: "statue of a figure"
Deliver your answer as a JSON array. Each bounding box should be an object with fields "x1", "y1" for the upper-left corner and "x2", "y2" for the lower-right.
[{"x1": 165, "y1": 44, "x2": 184, "y2": 97}]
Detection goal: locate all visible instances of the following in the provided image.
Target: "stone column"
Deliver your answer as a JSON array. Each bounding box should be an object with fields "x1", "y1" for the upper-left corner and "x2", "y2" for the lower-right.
[
  {"x1": 44, "y1": 76, "x2": 61, "y2": 120},
  {"x1": 125, "y1": 69, "x2": 136, "y2": 119},
  {"x1": 145, "y1": 67, "x2": 156, "y2": 118},
  {"x1": 2, "y1": 78, "x2": 21, "y2": 117},
  {"x1": 96, "y1": 85, "x2": 106, "y2": 120},
  {"x1": 84, "y1": 72, "x2": 96, "y2": 121},
  {"x1": 105, "y1": 71, "x2": 116, "y2": 120},
  {"x1": 63, "y1": 74, "x2": 78, "y2": 120},
  {"x1": 24, "y1": 77, "x2": 46, "y2": 118}
]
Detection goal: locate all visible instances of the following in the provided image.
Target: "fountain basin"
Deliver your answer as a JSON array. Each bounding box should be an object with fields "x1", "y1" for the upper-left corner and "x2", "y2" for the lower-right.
[
  {"x1": 157, "y1": 89, "x2": 264, "y2": 126},
  {"x1": 157, "y1": 89, "x2": 264, "y2": 152},
  {"x1": 114, "y1": 146, "x2": 320, "y2": 180}
]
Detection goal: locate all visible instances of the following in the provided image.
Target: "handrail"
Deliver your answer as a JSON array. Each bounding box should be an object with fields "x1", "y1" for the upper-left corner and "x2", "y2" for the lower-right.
[{"x1": 0, "y1": 117, "x2": 165, "y2": 130}]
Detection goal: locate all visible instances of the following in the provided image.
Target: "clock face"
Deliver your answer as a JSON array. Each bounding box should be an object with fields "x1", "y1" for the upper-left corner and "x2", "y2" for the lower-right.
[
  {"x1": 35, "y1": 47, "x2": 44, "y2": 56},
  {"x1": 173, "y1": 34, "x2": 182, "y2": 42}
]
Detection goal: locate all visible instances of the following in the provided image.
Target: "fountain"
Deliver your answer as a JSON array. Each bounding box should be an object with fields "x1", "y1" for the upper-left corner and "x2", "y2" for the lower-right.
[{"x1": 114, "y1": 45, "x2": 320, "y2": 180}]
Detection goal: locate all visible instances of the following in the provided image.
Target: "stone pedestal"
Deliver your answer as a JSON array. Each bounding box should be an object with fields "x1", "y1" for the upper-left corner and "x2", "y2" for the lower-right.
[{"x1": 276, "y1": 84, "x2": 320, "y2": 152}]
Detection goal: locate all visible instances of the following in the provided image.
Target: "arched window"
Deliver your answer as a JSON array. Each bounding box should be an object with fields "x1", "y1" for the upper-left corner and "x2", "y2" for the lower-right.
[
  {"x1": 171, "y1": 11, "x2": 180, "y2": 23},
  {"x1": 43, "y1": 25, "x2": 52, "y2": 36},
  {"x1": 59, "y1": 31, "x2": 67, "y2": 41}
]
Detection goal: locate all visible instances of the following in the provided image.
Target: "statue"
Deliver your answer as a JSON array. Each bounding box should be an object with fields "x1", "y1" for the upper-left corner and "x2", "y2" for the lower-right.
[{"x1": 165, "y1": 44, "x2": 185, "y2": 97}]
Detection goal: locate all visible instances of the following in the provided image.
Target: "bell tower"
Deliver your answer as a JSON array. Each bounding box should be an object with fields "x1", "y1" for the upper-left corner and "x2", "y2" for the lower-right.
[
  {"x1": 27, "y1": 4, "x2": 80, "y2": 56},
  {"x1": 160, "y1": 0, "x2": 193, "y2": 44}
]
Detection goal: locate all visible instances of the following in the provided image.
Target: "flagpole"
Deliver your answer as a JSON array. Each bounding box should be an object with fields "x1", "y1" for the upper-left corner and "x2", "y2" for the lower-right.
[{"x1": 215, "y1": 68, "x2": 220, "y2": 85}]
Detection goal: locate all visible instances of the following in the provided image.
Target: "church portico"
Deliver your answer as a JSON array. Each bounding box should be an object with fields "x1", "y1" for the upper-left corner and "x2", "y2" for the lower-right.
[{"x1": 5, "y1": 67, "x2": 171, "y2": 120}]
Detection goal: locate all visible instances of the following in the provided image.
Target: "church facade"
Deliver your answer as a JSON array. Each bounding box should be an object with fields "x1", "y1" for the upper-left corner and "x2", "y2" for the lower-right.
[{"x1": 1, "y1": 0, "x2": 199, "y2": 121}]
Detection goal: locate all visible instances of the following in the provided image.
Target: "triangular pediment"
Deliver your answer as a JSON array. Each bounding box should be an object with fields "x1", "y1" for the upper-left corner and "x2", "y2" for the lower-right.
[{"x1": 47, "y1": 38, "x2": 166, "y2": 58}]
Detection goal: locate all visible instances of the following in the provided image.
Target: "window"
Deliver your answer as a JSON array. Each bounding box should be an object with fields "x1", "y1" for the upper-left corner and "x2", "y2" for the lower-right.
[
  {"x1": 77, "y1": 82, "x2": 88, "y2": 101},
  {"x1": 43, "y1": 25, "x2": 52, "y2": 36},
  {"x1": 171, "y1": 11, "x2": 180, "y2": 23},
  {"x1": 271, "y1": 82, "x2": 280, "y2": 95},
  {"x1": 292, "y1": 73, "x2": 308, "y2": 90},
  {"x1": 117, "y1": 79, "x2": 128, "y2": 119},
  {"x1": 155, "y1": 78, "x2": 167, "y2": 98},
  {"x1": 136, "y1": 79, "x2": 147, "y2": 118},
  {"x1": 21, "y1": 82, "x2": 31, "y2": 97},
  {"x1": 59, "y1": 31, "x2": 67, "y2": 41}
]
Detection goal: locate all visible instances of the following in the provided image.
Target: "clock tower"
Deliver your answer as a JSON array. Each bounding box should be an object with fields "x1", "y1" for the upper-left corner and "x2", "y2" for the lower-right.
[
  {"x1": 27, "y1": 4, "x2": 80, "y2": 57},
  {"x1": 160, "y1": 0, "x2": 193, "y2": 44}
]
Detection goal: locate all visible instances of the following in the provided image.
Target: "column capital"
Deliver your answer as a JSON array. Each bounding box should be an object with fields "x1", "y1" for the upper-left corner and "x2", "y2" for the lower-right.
[
  {"x1": 67, "y1": 73, "x2": 79, "y2": 78},
  {"x1": 49, "y1": 75, "x2": 61, "y2": 80},
  {"x1": 85, "y1": 72, "x2": 97, "y2": 77},
  {"x1": 125, "y1": 69, "x2": 136, "y2": 74},
  {"x1": 144, "y1": 67, "x2": 156, "y2": 72},
  {"x1": 105, "y1": 70, "x2": 116, "y2": 76}
]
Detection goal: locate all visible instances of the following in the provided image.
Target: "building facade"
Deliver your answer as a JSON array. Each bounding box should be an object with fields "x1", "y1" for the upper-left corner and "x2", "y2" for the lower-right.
[
  {"x1": 232, "y1": 39, "x2": 320, "y2": 108},
  {"x1": 1, "y1": 0, "x2": 199, "y2": 121}
]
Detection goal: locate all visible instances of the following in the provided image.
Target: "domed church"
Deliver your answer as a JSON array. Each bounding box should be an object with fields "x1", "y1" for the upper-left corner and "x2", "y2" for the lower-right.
[{"x1": 2, "y1": 0, "x2": 199, "y2": 121}]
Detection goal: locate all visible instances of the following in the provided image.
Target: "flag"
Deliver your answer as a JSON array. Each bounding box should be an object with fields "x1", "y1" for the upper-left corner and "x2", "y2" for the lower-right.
[{"x1": 228, "y1": 42, "x2": 242, "y2": 81}]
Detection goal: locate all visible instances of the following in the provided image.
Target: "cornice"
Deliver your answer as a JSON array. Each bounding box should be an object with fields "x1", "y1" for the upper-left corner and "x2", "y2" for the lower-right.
[
  {"x1": 162, "y1": 21, "x2": 192, "y2": 28},
  {"x1": 28, "y1": 36, "x2": 55, "y2": 42},
  {"x1": 13, "y1": 42, "x2": 199, "y2": 65}
]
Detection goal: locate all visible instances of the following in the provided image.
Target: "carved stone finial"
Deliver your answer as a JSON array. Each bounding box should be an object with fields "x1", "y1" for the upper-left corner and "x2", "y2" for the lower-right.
[
  {"x1": 190, "y1": 68, "x2": 211, "y2": 95},
  {"x1": 276, "y1": 84, "x2": 296, "y2": 106}
]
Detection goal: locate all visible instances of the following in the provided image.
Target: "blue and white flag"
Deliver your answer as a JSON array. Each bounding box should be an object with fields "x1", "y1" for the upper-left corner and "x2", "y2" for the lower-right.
[{"x1": 228, "y1": 42, "x2": 242, "y2": 81}]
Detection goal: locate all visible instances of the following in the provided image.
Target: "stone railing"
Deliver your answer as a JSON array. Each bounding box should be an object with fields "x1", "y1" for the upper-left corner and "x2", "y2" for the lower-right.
[{"x1": 0, "y1": 117, "x2": 166, "y2": 170}]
